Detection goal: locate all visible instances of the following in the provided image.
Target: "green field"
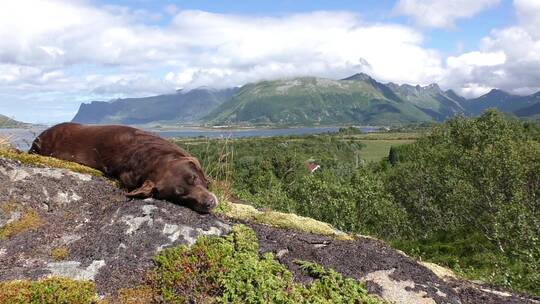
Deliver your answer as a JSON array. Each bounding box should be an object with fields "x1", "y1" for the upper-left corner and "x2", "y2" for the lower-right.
[{"x1": 357, "y1": 139, "x2": 416, "y2": 162}]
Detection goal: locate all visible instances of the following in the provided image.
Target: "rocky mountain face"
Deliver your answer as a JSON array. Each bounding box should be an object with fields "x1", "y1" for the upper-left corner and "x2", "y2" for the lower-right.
[
  {"x1": 72, "y1": 88, "x2": 238, "y2": 125},
  {"x1": 70, "y1": 74, "x2": 540, "y2": 126},
  {"x1": 386, "y1": 82, "x2": 466, "y2": 121},
  {"x1": 1, "y1": 155, "x2": 537, "y2": 303}
]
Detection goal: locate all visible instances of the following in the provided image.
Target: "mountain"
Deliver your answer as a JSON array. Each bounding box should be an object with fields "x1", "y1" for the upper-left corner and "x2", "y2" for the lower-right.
[
  {"x1": 514, "y1": 93, "x2": 540, "y2": 119},
  {"x1": 461, "y1": 89, "x2": 540, "y2": 116},
  {"x1": 386, "y1": 83, "x2": 466, "y2": 121},
  {"x1": 72, "y1": 87, "x2": 238, "y2": 125},
  {"x1": 0, "y1": 114, "x2": 29, "y2": 128},
  {"x1": 206, "y1": 76, "x2": 433, "y2": 126},
  {"x1": 70, "y1": 72, "x2": 540, "y2": 126}
]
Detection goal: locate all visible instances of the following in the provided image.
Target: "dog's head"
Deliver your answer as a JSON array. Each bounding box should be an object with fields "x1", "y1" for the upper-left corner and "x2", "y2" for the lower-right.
[{"x1": 126, "y1": 157, "x2": 218, "y2": 213}]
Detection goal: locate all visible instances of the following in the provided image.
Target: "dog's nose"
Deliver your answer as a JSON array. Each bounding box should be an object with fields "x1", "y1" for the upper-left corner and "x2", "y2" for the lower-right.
[
  {"x1": 204, "y1": 193, "x2": 218, "y2": 209},
  {"x1": 204, "y1": 196, "x2": 217, "y2": 209}
]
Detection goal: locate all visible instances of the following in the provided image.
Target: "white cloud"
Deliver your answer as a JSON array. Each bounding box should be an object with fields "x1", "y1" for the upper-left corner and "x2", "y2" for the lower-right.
[
  {"x1": 394, "y1": 0, "x2": 500, "y2": 29},
  {"x1": 1, "y1": 0, "x2": 539, "y2": 122},
  {"x1": 447, "y1": 51, "x2": 506, "y2": 68},
  {"x1": 514, "y1": 0, "x2": 540, "y2": 38},
  {"x1": 438, "y1": 0, "x2": 540, "y2": 97}
]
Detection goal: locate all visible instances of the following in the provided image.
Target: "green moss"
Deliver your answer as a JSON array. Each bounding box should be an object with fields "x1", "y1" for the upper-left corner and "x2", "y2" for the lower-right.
[
  {"x1": 116, "y1": 286, "x2": 155, "y2": 304},
  {"x1": 0, "y1": 149, "x2": 102, "y2": 177},
  {"x1": 51, "y1": 247, "x2": 69, "y2": 261},
  {"x1": 0, "y1": 277, "x2": 97, "y2": 304},
  {"x1": 0, "y1": 202, "x2": 43, "y2": 240},
  {"x1": 150, "y1": 225, "x2": 384, "y2": 303},
  {"x1": 217, "y1": 201, "x2": 353, "y2": 240}
]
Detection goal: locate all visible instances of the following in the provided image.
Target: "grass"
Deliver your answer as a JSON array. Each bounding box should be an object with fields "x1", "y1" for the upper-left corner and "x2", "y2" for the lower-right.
[
  {"x1": 357, "y1": 139, "x2": 415, "y2": 162},
  {"x1": 347, "y1": 132, "x2": 421, "y2": 140},
  {"x1": 0, "y1": 202, "x2": 43, "y2": 240}
]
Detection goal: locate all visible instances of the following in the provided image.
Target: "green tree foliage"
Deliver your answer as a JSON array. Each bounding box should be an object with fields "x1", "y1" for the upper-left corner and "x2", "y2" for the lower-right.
[
  {"x1": 178, "y1": 134, "x2": 404, "y2": 238},
  {"x1": 287, "y1": 166, "x2": 408, "y2": 237},
  {"x1": 386, "y1": 110, "x2": 540, "y2": 293},
  {"x1": 176, "y1": 110, "x2": 539, "y2": 296}
]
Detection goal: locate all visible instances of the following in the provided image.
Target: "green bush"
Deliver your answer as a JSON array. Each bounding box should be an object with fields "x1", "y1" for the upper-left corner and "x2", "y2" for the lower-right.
[
  {"x1": 287, "y1": 166, "x2": 409, "y2": 237},
  {"x1": 151, "y1": 225, "x2": 384, "y2": 303},
  {"x1": 386, "y1": 110, "x2": 540, "y2": 295}
]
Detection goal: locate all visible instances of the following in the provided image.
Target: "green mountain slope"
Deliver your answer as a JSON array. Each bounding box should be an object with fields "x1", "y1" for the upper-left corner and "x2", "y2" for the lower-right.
[
  {"x1": 206, "y1": 76, "x2": 433, "y2": 125},
  {"x1": 72, "y1": 88, "x2": 238, "y2": 125}
]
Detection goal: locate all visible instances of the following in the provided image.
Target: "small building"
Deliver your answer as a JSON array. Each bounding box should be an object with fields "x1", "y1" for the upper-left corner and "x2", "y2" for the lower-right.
[{"x1": 305, "y1": 161, "x2": 321, "y2": 173}]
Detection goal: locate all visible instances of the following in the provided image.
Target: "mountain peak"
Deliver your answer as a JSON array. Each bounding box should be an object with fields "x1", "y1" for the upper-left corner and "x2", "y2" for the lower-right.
[
  {"x1": 342, "y1": 72, "x2": 374, "y2": 82},
  {"x1": 486, "y1": 88, "x2": 509, "y2": 96},
  {"x1": 426, "y1": 83, "x2": 441, "y2": 91}
]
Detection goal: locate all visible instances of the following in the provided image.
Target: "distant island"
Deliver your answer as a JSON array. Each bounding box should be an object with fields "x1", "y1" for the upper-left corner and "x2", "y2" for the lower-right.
[{"x1": 72, "y1": 73, "x2": 540, "y2": 126}]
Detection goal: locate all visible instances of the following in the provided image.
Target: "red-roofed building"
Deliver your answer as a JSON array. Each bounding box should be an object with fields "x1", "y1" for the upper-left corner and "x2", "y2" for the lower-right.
[{"x1": 305, "y1": 161, "x2": 320, "y2": 173}]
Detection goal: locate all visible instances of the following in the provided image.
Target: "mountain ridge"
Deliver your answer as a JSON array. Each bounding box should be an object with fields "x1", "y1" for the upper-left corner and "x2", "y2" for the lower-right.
[
  {"x1": 0, "y1": 114, "x2": 30, "y2": 128},
  {"x1": 71, "y1": 73, "x2": 540, "y2": 125},
  {"x1": 72, "y1": 87, "x2": 238, "y2": 125}
]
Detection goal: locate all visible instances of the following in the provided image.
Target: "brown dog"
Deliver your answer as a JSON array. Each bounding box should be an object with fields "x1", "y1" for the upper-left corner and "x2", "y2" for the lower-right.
[{"x1": 29, "y1": 122, "x2": 218, "y2": 213}]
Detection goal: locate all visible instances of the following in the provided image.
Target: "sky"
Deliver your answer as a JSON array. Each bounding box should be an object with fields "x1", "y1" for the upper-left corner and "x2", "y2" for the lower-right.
[{"x1": 1, "y1": 0, "x2": 539, "y2": 123}]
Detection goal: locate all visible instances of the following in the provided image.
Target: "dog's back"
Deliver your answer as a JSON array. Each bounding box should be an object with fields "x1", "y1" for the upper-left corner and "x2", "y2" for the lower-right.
[{"x1": 30, "y1": 123, "x2": 188, "y2": 176}]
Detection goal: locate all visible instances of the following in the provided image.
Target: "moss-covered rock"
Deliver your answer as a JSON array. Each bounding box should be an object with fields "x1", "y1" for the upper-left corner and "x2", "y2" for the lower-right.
[
  {"x1": 0, "y1": 149, "x2": 102, "y2": 177},
  {"x1": 0, "y1": 202, "x2": 43, "y2": 240},
  {"x1": 51, "y1": 247, "x2": 69, "y2": 261},
  {"x1": 217, "y1": 201, "x2": 353, "y2": 240},
  {"x1": 149, "y1": 224, "x2": 383, "y2": 303},
  {"x1": 0, "y1": 277, "x2": 97, "y2": 304}
]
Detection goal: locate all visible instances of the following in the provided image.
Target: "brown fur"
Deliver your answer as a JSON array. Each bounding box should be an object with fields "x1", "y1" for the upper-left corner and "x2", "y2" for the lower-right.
[{"x1": 29, "y1": 122, "x2": 217, "y2": 213}]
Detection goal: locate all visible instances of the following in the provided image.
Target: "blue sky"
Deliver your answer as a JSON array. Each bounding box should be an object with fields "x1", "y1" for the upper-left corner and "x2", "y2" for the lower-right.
[{"x1": 1, "y1": 0, "x2": 539, "y2": 123}]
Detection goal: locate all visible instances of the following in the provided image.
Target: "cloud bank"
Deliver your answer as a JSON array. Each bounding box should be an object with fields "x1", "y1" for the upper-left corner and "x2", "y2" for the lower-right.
[{"x1": 0, "y1": 0, "x2": 539, "y2": 122}]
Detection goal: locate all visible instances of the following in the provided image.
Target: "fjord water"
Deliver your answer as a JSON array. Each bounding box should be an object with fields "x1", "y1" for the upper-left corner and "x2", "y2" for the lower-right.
[{"x1": 0, "y1": 126, "x2": 380, "y2": 150}]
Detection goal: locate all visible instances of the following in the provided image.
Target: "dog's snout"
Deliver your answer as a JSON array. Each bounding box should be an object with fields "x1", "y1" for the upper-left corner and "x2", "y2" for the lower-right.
[{"x1": 204, "y1": 193, "x2": 218, "y2": 209}]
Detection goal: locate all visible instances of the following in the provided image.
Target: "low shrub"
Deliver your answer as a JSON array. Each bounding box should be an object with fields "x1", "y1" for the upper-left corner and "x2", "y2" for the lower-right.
[{"x1": 150, "y1": 225, "x2": 383, "y2": 303}]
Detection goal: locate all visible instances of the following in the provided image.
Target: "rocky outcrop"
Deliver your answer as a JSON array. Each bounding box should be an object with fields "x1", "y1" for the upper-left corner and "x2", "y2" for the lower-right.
[{"x1": 1, "y1": 156, "x2": 537, "y2": 303}]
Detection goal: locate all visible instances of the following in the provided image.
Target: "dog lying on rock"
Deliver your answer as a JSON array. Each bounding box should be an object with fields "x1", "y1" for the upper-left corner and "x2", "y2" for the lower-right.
[{"x1": 29, "y1": 122, "x2": 218, "y2": 213}]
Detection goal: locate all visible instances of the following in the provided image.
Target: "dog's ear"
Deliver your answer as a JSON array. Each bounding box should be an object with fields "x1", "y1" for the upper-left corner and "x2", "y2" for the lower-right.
[{"x1": 126, "y1": 180, "x2": 156, "y2": 198}]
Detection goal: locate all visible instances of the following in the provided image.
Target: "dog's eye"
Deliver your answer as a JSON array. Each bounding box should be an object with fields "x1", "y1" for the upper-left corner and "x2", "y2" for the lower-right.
[{"x1": 186, "y1": 174, "x2": 197, "y2": 185}]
